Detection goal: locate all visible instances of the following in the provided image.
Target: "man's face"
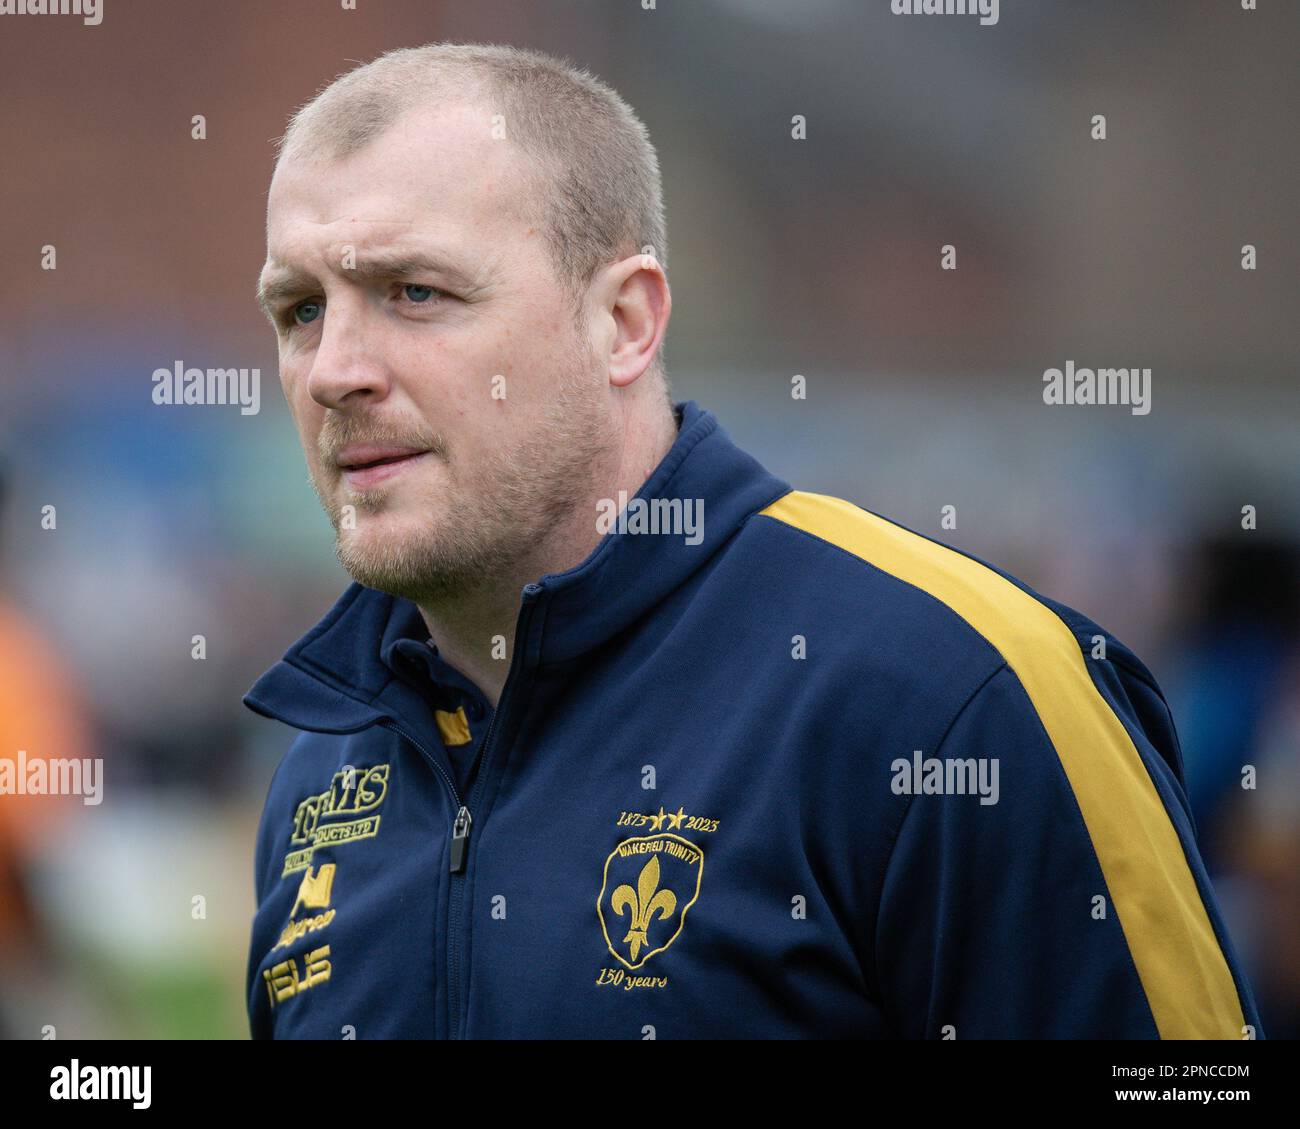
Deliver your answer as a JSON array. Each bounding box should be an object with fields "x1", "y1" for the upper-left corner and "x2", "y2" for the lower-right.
[{"x1": 260, "y1": 102, "x2": 613, "y2": 602}]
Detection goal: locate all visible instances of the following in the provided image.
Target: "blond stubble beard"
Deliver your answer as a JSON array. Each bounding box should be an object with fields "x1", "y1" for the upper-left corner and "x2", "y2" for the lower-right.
[{"x1": 311, "y1": 347, "x2": 616, "y2": 607}]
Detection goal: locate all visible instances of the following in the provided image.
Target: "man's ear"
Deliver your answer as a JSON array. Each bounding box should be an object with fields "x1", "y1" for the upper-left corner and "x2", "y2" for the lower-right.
[{"x1": 602, "y1": 253, "x2": 671, "y2": 389}]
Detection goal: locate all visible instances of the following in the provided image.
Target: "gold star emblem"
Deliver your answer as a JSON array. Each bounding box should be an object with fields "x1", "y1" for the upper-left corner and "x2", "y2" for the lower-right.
[
  {"x1": 667, "y1": 806, "x2": 686, "y2": 829},
  {"x1": 646, "y1": 806, "x2": 667, "y2": 831}
]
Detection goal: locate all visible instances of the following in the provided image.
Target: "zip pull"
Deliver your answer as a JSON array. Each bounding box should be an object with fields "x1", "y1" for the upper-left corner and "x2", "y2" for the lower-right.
[{"x1": 449, "y1": 805, "x2": 473, "y2": 874}]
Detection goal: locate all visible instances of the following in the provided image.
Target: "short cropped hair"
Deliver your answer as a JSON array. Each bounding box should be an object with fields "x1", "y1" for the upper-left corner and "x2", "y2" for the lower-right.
[{"x1": 275, "y1": 43, "x2": 669, "y2": 368}]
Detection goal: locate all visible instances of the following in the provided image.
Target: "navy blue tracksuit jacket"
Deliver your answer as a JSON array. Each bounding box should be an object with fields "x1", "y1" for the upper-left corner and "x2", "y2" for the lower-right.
[{"x1": 244, "y1": 401, "x2": 1261, "y2": 1039}]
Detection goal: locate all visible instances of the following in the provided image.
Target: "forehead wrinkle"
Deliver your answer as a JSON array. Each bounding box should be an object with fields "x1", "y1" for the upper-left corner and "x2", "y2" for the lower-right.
[
  {"x1": 261, "y1": 130, "x2": 531, "y2": 312},
  {"x1": 257, "y1": 239, "x2": 491, "y2": 315}
]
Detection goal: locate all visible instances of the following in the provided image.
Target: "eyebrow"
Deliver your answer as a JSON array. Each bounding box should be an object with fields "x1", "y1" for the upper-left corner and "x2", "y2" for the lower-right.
[{"x1": 255, "y1": 250, "x2": 481, "y2": 318}]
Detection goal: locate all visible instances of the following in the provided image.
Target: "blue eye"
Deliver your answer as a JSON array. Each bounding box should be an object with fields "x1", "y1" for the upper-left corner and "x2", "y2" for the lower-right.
[
  {"x1": 404, "y1": 284, "x2": 435, "y2": 303},
  {"x1": 293, "y1": 300, "x2": 322, "y2": 325}
]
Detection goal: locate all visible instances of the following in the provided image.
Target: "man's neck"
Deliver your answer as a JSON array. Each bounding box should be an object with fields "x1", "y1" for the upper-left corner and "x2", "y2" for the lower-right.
[{"x1": 416, "y1": 402, "x2": 679, "y2": 707}]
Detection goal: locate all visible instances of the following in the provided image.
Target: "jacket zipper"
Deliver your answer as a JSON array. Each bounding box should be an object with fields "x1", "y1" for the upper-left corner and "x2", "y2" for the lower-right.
[
  {"x1": 375, "y1": 718, "x2": 466, "y2": 1040},
  {"x1": 380, "y1": 718, "x2": 462, "y2": 813},
  {"x1": 380, "y1": 582, "x2": 543, "y2": 1039},
  {"x1": 444, "y1": 582, "x2": 542, "y2": 1038}
]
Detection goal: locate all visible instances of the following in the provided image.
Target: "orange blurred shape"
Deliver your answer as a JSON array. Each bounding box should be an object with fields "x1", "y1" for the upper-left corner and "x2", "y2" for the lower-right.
[{"x1": 0, "y1": 598, "x2": 93, "y2": 951}]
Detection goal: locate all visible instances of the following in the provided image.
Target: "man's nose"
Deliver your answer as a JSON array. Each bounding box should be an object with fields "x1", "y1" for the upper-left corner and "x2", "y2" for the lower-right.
[{"x1": 305, "y1": 298, "x2": 394, "y2": 410}]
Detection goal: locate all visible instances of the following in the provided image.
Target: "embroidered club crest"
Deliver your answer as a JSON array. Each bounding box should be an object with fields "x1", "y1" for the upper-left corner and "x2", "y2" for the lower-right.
[{"x1": 597, "y1": 834, "x2": 703, "y2": 970}]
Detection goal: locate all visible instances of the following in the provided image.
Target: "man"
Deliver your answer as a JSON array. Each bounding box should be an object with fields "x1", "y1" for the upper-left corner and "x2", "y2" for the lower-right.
[{"x1": 245, "y1": 43, "x2": 1260, "y2": 1039}]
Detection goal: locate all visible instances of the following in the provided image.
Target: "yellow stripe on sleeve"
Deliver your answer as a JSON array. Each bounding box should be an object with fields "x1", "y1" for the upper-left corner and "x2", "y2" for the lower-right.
[{"x1": 760, "y1": 490, "x2": 1245, "y2": 1039}]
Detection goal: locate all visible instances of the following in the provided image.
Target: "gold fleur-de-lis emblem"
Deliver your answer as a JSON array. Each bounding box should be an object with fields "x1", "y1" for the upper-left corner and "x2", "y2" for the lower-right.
[
  {"x1": 611, "y1": 855, "x2": 677, "y2": 963},
  {"x1": 598, "y1": 833, "x2": 704, "y2": 969}
]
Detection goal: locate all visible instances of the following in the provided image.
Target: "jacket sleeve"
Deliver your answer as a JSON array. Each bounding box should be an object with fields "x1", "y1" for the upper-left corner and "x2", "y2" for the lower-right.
[
  {"x1": 245, "y1": 746, "x2": 295, "y2": 1040},
  {"x1": 873, "y1": 661, "x2": 1261, "y2": 1039}
]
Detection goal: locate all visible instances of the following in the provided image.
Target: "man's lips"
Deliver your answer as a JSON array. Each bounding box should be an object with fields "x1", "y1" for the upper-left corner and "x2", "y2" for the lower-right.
[{"x1": 334, "y1": 444, "x2": 432, "y2": 489}]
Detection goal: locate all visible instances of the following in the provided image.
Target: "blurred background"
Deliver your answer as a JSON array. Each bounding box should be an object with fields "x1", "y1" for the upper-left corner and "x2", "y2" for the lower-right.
[{"x1": 0, "y1": 0, "x2": 1296, "y2": 1038}]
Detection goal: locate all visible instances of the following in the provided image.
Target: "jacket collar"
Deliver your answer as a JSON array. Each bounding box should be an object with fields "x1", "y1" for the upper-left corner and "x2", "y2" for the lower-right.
[{"x1": 243, "y1": 401, "x2": 790, "y2": 733}]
